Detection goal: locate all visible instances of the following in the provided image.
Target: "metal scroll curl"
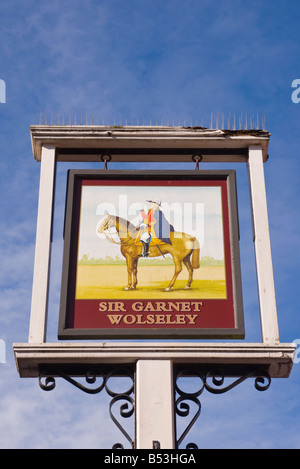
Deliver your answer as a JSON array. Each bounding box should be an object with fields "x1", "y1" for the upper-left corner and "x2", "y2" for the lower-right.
[
  {"x1": 174, "y1": 368, "x2": 271, "y2": 449},
  {"x1": 38, "y1": 367, "x2": 135, "y2": 449},
  {"x1": 38, "y1": 376, "x2": 56, "y2": 392}
]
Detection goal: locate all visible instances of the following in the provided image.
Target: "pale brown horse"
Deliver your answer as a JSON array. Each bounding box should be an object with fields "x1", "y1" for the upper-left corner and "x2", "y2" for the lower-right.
[{"x1": 98, "y1": 213, "x2": 200, "y2": 291}]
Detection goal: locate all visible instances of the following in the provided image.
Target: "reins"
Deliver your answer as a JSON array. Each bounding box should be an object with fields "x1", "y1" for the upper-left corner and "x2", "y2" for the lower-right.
[{"x1": 101, "y1": 223, "x2": 138, "y2": 246}]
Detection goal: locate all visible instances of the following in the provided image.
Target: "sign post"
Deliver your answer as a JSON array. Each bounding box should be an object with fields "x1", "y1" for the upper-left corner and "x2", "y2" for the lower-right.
[
  {"x1": 14, "y1": 124, "x2": 296, "y2": 449},
  {"x1": 248, "y1": 146, "x2": 279, "y2": 344},
  {"x1": 136, "y1": 360, "x2": 175, "y2": 449},
  {"x1": 28, "y1": 145, "x2": 56, "y2": 343}
]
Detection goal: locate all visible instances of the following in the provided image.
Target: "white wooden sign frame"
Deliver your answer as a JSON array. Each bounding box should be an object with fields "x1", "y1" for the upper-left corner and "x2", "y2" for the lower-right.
[{"x1": 13, "y1": 125, "x2": 296, "y2": 449}]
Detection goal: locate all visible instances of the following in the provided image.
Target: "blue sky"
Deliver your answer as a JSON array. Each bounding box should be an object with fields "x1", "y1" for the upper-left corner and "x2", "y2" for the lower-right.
[{"x1": 1, "y1": 0, "x2": 300, "y2": 448}]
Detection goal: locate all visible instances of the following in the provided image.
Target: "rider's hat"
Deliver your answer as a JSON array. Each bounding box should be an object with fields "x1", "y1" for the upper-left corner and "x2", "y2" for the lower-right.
[{"x1": 147, "y1": 197, "x2": 161, "y2": 206}]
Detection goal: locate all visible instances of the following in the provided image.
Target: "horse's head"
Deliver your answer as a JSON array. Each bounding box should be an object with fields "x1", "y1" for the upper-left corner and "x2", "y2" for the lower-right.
[{"x1": 97, "y1": 212, "x2": 115, "y2": 234}]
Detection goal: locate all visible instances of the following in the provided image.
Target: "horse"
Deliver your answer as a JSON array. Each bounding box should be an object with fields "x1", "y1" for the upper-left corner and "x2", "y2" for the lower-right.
[{"x1": 98, "y1": 213, "x2": 200, "y2": 292}]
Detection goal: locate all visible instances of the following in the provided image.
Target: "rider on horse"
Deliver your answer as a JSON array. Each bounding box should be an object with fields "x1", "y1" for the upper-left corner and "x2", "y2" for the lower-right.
[{"x1": 136, "y1": 198, "x2": 174, "y2": 257}]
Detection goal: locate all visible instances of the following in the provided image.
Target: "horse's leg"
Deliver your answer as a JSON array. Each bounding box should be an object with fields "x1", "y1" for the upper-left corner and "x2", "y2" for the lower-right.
[
  {"x1": 124, "y1": 256, "x2": 133, "y2": 291},
  {"x1": 131, "y1": 258, "x2": 138, "y2": 290},
  {"x1": 183, "y1": 255, "x2": 193, "y2": 289},
  {"x1": 165, "y1": 258, "x2": 182, "y2": 291}
]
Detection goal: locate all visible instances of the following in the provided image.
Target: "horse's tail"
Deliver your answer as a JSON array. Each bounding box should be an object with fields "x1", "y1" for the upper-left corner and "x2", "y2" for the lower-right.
[{"x1": 191, "y1": 238, "x2": 200, "y2": 269}]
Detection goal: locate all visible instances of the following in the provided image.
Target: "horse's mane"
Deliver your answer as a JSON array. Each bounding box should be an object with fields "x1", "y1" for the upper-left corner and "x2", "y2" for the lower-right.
[{"x1": 110, "y1": 214, "x2": 138, "y2": 238}]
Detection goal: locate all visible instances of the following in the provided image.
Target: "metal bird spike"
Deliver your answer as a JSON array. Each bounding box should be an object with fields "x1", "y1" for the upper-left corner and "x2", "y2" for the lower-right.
[
  {"x1": 239, "y1": 112, "x2": 242, "y2": 130},
  {"x1": 262, "y1": 112, "x2": 266, "y2": 130},
  {"x1": 38, "y1": 111, "x2": 266, "y2": 130}
]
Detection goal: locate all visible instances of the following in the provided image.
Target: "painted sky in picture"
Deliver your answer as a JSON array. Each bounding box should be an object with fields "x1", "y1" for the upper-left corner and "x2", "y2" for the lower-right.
[{"x1": 78, "y1": 183, "x2": 224, "y2": 261}]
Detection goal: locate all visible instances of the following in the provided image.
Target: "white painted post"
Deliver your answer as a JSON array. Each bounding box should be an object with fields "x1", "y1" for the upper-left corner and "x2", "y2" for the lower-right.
[
  {"x1": 135, "y1": 360, "x2": 175, "y2": 449},
  {"x1": 248, "y1": 146, "x2": 280, "y2": 344},
  {"x1": 28, "y1": 145, "x2": 56, "y2": 343}
]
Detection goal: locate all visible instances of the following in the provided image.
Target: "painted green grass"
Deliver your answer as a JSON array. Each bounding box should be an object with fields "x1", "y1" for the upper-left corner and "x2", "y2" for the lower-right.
[
  {"x1": 78, "y1": 254, "x2": 224, "y2": 267},
  {"x1": 77, "y1": 282, "x2": 226, "y2": 299}
]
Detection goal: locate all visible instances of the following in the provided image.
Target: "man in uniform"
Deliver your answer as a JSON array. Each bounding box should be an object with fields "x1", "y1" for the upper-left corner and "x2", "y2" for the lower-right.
[{"x1": 137, "y1": 198, "x2": 174, "y2": 257}]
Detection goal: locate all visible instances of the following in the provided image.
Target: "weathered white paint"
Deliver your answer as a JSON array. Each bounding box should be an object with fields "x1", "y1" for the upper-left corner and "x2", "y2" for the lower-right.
[
  {"x1": 28, "y1": 145, "x2": 56, "y2": 343},
  {"x1": 30, "y1": 125, "x2": 270, "y2": 163},
  {"x1": 135, "y1": 360, "x2": 175, "y2": 449},
  {"x1": 13, "y1": 342, "x2": 296, "y2": 378},
  {"x1": 248, "y1": 146, "x2": 280, "y2": 344}
]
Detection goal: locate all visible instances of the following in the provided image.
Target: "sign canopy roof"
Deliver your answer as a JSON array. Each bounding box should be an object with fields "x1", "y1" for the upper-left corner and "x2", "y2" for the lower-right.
[{"x1": 30, "y1": 125, "x2": 270, "y2": 163}]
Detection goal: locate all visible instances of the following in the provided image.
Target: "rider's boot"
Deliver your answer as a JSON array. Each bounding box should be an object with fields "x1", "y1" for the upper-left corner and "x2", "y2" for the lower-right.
[{"x1": 141, "y1": 241, "x2": 150, "y2": 257}]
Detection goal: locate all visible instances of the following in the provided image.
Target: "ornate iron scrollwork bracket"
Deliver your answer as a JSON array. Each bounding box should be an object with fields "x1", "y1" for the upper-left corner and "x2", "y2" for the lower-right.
[
  {"x1": 38, "y1": 365, "x2": 271, "y2": 449},
  {"x1": 39, "y1": 367, "x2": 135, "y2": 449},
  {"x1": 174, "y1": 367, "x2": 271, "y2": 449}
]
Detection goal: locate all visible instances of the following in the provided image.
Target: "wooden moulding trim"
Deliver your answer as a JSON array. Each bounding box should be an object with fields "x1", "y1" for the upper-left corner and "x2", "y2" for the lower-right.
[
  {"x1": 13, "y1": 342, "x2": 296, "y2": 378},
  {"x1": 30, "y1": 126, "x2": 270, "y2": 162}
]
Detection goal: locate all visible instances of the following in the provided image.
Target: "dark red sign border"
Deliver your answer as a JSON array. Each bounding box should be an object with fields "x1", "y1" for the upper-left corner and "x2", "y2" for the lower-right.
[{"x1": 58, "y1": 170, "x2": 244, "y2": 339}]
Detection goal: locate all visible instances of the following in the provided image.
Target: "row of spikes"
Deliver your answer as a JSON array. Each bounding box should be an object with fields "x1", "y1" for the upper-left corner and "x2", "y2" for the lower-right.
[{"x1": 38, "y1": 111, "x2": 266, "y2": 130}]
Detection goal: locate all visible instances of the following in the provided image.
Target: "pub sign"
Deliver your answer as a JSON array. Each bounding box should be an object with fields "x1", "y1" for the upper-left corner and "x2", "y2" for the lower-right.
[{"x1": 58, "y1": 170, "x2": 244, "y2": 339}]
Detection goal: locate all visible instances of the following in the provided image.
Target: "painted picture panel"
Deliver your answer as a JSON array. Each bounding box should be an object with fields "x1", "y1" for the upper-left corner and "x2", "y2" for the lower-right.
[{"x1": 58, "y1": 170, "x2": 244, "y2": 339}]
